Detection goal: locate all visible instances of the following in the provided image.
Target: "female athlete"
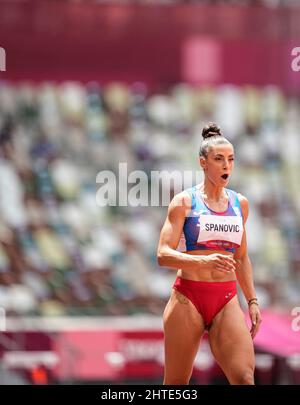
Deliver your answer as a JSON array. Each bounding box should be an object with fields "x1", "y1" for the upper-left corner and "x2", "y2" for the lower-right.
[{"x1": 157, "y1": 122, "x2": 262, "y2": 385}]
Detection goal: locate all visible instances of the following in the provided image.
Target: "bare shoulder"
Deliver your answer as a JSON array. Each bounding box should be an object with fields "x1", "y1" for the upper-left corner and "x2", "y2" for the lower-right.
[
  {"x1": 170, "y1": 190, "x2": 191, "y2": 207},
  {"x1": 237, "y1": 192, "x2": 249, "y2": 222},
  {"x1": 168, "y1": 189, "x2": 192, "y2": 217}
]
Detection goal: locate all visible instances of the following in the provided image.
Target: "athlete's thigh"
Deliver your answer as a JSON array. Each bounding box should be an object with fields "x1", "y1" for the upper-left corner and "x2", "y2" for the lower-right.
[
  {"x1": 208, "y1": 296, "x2": 255, "y2": 381},
  {"x1": 163, "y1": 288, "x2": 206, "y2": 382}
]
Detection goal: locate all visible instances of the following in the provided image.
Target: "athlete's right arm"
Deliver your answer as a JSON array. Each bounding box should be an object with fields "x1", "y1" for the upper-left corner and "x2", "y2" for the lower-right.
[{"x1": 157, "y1": 193, "x2": 235, "y2": 274}]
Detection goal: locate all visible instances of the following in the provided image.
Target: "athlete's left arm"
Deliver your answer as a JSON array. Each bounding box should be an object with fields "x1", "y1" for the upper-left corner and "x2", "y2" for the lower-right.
[{"x1": 234, "y1": 194, "x2": 262, "y2": 339}]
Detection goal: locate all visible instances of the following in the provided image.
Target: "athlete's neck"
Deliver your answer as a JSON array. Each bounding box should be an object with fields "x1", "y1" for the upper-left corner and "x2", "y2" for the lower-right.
[{"x1": 199, "y1": 179, "x2": 226, "y2": 202}]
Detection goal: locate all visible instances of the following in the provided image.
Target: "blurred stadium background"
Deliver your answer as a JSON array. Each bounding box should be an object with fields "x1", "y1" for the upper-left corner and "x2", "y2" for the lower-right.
[{"x1": 0, "y1": 0, "x2": 300, "y2": 385}]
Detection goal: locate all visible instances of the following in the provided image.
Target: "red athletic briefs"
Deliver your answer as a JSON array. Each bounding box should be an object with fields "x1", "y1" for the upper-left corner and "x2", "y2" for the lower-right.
[{"x1": 173, "y1": 277, "x2": 237, "y2": 328}]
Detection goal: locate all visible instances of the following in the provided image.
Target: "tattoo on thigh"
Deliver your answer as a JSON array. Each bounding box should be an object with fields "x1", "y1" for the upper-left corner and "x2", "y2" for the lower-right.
[{"x1": 173, "y1": 289, "x2": 189, "y2": 305}]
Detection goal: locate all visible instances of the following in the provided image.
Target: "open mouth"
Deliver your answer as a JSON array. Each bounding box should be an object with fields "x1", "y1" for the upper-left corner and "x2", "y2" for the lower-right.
[{"x1": 221, "y1": 174, "x2": 229, "y2": 180}]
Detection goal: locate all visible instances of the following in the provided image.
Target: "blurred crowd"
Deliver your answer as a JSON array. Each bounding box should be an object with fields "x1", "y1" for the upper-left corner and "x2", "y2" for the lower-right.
[{"x1": 0, "y1": 80, "x2": 299, "y2": 316}]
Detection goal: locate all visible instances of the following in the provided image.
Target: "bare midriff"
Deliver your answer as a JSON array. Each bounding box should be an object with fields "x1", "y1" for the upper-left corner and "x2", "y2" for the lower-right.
[{"x1": 177, "y1": 249, "x2": 237, "y2": 282}]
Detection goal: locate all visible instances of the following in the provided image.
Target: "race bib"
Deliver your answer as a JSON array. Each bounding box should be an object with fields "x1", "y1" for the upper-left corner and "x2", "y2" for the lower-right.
[{"x1": 197, "y1": 215, "x2": 243, "y2": 246}]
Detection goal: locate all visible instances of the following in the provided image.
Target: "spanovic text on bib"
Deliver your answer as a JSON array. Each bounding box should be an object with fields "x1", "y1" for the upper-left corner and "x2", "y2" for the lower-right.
[{"x1": 197, "y1": 215, "x2": 243, "y2": 246}]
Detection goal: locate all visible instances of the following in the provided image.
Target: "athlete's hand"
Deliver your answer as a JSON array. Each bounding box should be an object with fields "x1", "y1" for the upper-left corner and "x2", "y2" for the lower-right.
[
  {"x1": 200, "y1": 254, "x2": 236, "y2": 273},
  {"x1": 249, "y1": 303, "x2": 262, "y2": 339}
]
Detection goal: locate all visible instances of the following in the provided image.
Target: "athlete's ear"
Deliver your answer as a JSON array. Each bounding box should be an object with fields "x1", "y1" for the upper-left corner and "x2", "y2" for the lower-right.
[{"x1": 199, "y1": 156, "x2": 207, "y2": 171}]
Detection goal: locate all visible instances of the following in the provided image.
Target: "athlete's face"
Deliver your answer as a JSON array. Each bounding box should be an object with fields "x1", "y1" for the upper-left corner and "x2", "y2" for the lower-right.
[{"x1": 199, "y1": 143, "x2": 234, "y2": 186}]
